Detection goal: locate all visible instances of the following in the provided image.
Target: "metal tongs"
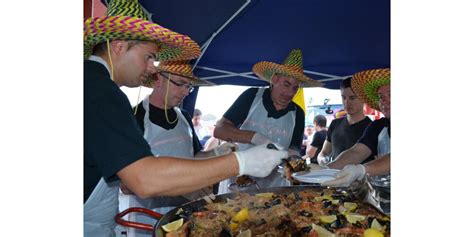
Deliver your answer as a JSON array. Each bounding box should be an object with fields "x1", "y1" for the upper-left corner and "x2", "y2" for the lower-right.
[{"x1": 199, "y1": 188, "x2": 216, "y2": 204}]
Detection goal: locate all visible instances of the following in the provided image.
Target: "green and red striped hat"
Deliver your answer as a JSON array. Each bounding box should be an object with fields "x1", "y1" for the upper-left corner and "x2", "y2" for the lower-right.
[
  {"x1": 84, "y1": 0, "x2": 200, "y2": 61},
  {"x1": 352, "y1": 68, "x2": 390, "y2": 111},
  {"x1": 142, "y1": 61, "x2": 215, "y2": 87},
  {"x1": 252, "y1": 49, "x2": 322, "y2": 87}
]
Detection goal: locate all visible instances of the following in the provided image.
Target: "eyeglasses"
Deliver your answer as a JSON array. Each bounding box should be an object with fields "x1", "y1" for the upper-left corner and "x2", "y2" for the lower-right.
[{"x1": 159, "y1": 73, "x2": 194, "y2": 93}]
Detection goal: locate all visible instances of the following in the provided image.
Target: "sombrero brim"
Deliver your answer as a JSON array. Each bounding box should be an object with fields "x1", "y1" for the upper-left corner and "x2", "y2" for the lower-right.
[
  {"x1": 84, "y1": 16, "x2": 200, "y2": 61},
  {"x1": 142, "y1": 70, "x2": 215, "y2": 88},
  {"x1": 352, "y1": 68, "x2": 390, "y2": 111},
  {"x1": 252, "y1": 61, "x2": 323, "y2": 87}
]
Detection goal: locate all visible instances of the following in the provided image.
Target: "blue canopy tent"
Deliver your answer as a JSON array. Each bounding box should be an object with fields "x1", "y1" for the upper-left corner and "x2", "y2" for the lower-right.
[{"x1": 102, "y1": 0, "x2": 390, "y2": 112}]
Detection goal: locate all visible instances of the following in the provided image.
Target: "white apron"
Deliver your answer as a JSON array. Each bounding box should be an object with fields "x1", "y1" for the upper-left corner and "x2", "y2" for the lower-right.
[
  {"x1": 84, "y1": 178, "x2": 120, "y2": 237},
  {"x1": 377, "y1": 127, "x2": 390, "y2": 156},
  {"x1": 369, "y1": 125, "x2": 391, "y2": 213},
  {"x1": 218, "y1": 88, "x2": 294, "y2": 194},
  {"x1": 120, "y1": 96, "x2": 196, "y2": 237}
]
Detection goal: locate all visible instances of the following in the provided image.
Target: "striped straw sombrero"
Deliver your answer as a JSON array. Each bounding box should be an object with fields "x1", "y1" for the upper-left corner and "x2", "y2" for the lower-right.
[
  {"x1": 352, "y1": 68, "x2": 390, "y2": 111},
  {"x1": 252, "y1": 49, "x2": 322, "y2": 87},
  {"x1": 84, "y1": 0, "x2": 200, "y2": 61},
  {"x1": 143, "y1": 61, "x2": 215, "y2": 88}
]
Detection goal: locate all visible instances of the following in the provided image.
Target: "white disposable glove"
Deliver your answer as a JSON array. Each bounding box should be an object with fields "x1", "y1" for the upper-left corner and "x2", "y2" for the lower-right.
[
  {"x1": 212, "y1": 142, "x2": 238, "y2": 156},
  {"x1": 321, "y1": 164, "x2": 366, "y2": 187},
  {"x1": 317, "y1": 155, "x2": 331, "y2": 165},
  {"x1": 250, "y1": 132, "x2": 273, "y2": 146},
  {"x1": 234, "y1": 143, "x2": 288, "y2": 177}
]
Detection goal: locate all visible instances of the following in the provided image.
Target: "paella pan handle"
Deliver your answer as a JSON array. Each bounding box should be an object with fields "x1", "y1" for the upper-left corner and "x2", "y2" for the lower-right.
[{"x1": 115, "y1": 207, "x2": 163, "y2": 231}]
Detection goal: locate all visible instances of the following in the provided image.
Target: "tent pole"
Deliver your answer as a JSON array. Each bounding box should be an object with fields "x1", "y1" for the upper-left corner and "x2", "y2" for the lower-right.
[
  {"x1": 196, "y1": 66, "x2": 259, "y2": 80},
  {"x1": 192, "y1": 0, "x2": 252, "y2": 70},
  {"x1": 303, "y1": 70, "x2": 341, "y2": 78},
  {"x1": 200, "y1": 73, "x2": 255, "y2": 80}
]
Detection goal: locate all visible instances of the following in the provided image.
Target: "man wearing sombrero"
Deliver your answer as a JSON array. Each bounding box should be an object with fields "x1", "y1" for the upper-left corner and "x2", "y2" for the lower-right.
[
  {"x1": 321, "y1": 68, "x2": 391, "y2": 187},
  {"x1": 214, "y1": 49, "x2": 322, "y2": 193},
  {"x1": 84, "y1": 0, "x2": 288, "y2": 236},
  {"x1": 120, "y1": 61, "x2": 237, "y2": 234},
  {"x1": 315, "y1": 77, "x2": 375, "y2": 166}
]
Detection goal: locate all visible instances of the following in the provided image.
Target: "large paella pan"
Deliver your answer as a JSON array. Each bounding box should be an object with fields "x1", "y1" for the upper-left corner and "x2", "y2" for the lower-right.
[{"x1": 116, "y1": 185, "x2": 390, "y2": 237}]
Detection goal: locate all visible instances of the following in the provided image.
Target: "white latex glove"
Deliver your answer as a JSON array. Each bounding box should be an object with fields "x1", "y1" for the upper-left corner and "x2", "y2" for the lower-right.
[
  {"x1": 250, "y1": 132, "x2": 273, "y2": 146},
  {"x1": 234, "y1": 143, "x2": 288, "y2": 177},
  {"x1": 317, "y1": 155, "x2": 331, "y2": 165},
  {"x1": 322, "y1": 164, "x2": 366, "y2": 187},
  {"x1": 212, "y1": 142, "x2": 238, "y2": 156}
]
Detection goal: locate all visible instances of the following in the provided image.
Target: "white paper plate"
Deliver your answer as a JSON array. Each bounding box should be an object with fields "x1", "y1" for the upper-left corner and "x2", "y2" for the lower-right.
[{"x1": 291, "y1": 169, "x2": 340, "y2": 183}]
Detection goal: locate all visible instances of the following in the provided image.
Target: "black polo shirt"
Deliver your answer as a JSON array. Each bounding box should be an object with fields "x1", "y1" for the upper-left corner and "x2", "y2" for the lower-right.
[
  {"x1": 84, "y1": 60, "x2": 153, "y2": 202},
  {"x1": 223, "y1": 87, "x2": 304, "y2": 151},
  {"x1": 358, "y1": 117, "x2": 391, "y2": 156}
]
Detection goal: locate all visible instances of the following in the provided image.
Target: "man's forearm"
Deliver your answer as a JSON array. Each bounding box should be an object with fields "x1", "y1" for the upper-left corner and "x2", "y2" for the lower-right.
[
  {"x1": 327, "y1": 144, "x2": 371, "y2": 170},
  {"x1": 365, "y1": 153, "x2": 390, "y2": 176},
  {"x1": 214, "y1": 119, "x2": 254, "y2": 144},
  {"x1": 305, "y1": 146, "x2": 317, "y2": 158},
  {"x1": 118, "y1": 154, "x2": 239, "y2": 199}
]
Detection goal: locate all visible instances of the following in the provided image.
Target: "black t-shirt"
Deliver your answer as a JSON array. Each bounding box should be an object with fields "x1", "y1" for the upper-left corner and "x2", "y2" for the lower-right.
[
  {"x1": 223, "y1": 87, "x2": 305, "y2": 151},
  {"x1": 84, "y1": 60, "x2": 153, "y2": 202},
  {"x1": 134, "y1": 102, "x2": 202, "y2": 155},
  {"x1": 327, "y1": 117, "x2": 374, "y2": 163},
  {"x1": 310, "y1": 130, "x2": 327, "y2": 160},
  {"x1": 358, "y1": 117, "x2": 391, "y2": 156}
]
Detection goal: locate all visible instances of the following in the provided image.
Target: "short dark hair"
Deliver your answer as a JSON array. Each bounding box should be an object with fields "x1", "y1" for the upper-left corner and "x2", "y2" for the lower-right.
[
  {"x1": 193, "y1": 109, "x2": 202, "y2": 117},
  {"x1": 313, "y1": 115, "x2": 327, "y2": 127},
  {"x1": 92, "y1": 40, "x2": 143, "y2": 56},
  {"x1": 340, "y1": 77, "x2": 352, "y2": 90}
]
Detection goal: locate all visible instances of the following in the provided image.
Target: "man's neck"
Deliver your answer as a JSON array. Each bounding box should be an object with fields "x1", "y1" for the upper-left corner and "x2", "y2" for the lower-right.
[
  {"x1": 346, "y1": 112, "x2": 366, "y2": 125},
  {"x1": 91, "y1": 54, "x2": 123, "y2": 87},
  {"x1": 149, "y1": 92, "x2": 170, "y2": 110},
  {"x1": 273, "y1": 102, "x2": 288, "y2": 111}
]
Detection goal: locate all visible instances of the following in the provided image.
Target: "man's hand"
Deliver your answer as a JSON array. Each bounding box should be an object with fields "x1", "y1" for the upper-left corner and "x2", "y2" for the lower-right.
[
  {"x1": 317, "y1": 155, "x2": 331, "y2": 165},
  {"x1": 321, "y1": 164, "x2": 366, "y2": 187},
  {"x1": 213, "y1": 142, "x2": 238, "y2": 156},
  {"x1": 250, "y1": 132, "x2": 272, "y2": 145},
  {"x1": 234, "y1": 143, "x2": 288, "y2": 177}
]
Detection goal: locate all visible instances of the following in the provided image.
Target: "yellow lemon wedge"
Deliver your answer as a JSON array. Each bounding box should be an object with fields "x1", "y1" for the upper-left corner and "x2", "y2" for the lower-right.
[
  {"x1": 345, "y1": 213, "x2": 366, "y2": 224},
  {"x1": 343, "y1": 202, "x2": 358, "y2": 211},
  {"x1": 232, "y1": 208, "x2": 249, "y2": 223},
  {"x1": 371, "y1": 218, "x2": 384, "y2": 232},
  {"x1": 319, "y1": 215, "x2": 337, "y2": 224},
  {"x1": 161, "y1": 218, "x2": 184, "y2": 232},
  {"x1": 255, "y1": 192, "x2": 274, "y2": 198},
  {"x1": 363, "y1": 228, "x2": 384, "y2": 237},
  {"x1": 230, "y1": 222, "x2": 239, "y2": 230},
  {"x1": 311, "y1": 224, "x2": 336, "y2": 237}
]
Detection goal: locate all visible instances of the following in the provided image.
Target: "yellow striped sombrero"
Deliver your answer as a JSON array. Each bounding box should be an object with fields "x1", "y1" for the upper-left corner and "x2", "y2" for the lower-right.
[
  {"x1": 352, "y1": 68, "x2": 390, "y2": 111},
  {"x1": 143, "y1": 61, "x2": 215, "y2": 87},
  {"x1": 84, "y1": 0, "x2": 200, "y2": 61},
  {"x1": 252, "y1": 49, "x2": 322, "y2": 87}
]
